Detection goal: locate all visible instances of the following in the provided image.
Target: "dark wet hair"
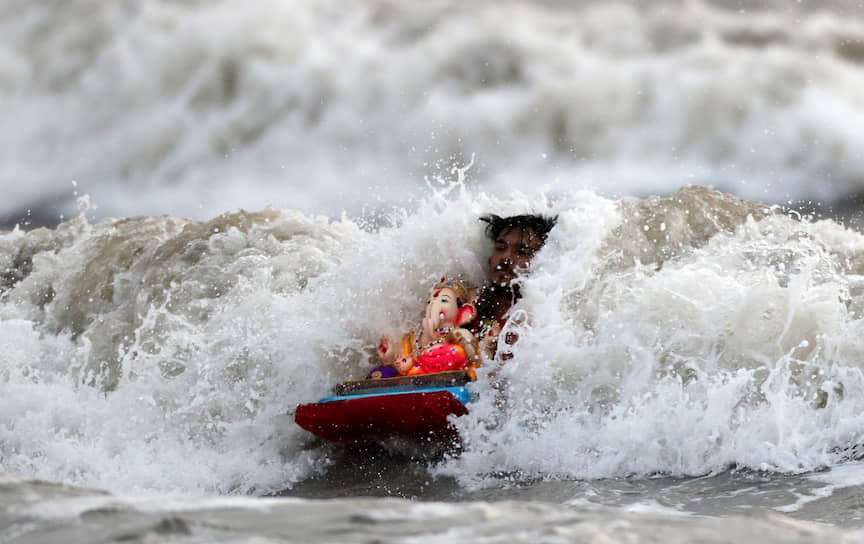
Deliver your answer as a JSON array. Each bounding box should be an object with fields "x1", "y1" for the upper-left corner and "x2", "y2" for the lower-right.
[{"x1": 479, "y1": 214, "x2": 558, "y2": 242}]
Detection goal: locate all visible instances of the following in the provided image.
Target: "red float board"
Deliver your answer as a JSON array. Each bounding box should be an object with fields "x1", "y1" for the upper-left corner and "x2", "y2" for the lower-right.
[{"x1": 294, "y1": 391, "x2": 468, "y2": 443}]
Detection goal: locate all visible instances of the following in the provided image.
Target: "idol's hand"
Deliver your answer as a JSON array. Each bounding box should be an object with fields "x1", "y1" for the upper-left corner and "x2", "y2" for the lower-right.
[
  {"x1": 393, "y1": 355, "x2": 414, "y2": 375},
  {"x1": 378, "y1": 334, "x2": 395, "y2": 362}
]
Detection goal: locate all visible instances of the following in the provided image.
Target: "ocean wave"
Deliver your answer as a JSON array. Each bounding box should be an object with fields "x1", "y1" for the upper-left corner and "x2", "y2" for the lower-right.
[
  {"x1": 3, "y1": 0, "x2": 864, "y2": 224},
  {"x1": 2, "y1": 186, "x2": 864, "y2": 493}
]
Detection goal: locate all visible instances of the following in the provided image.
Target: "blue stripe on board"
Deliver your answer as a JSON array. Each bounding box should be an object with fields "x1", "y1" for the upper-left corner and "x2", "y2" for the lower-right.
[{"x1": 318, "y1": 386, "x2": 473, "y2": 405}]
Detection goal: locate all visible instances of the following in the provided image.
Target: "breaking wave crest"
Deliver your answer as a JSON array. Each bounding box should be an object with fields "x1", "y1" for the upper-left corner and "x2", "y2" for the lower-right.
[
  {"x1": 4, "y1": 0, "x2": 864, "y2": 222},
  {"x1": 3, "y1": 185, "x2": 864, "y2": 493}
]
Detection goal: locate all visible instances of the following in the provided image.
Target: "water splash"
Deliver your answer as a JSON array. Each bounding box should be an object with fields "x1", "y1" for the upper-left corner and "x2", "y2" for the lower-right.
[{"x1": 4, "y1": 185, "x2": 864, "y2": 494}]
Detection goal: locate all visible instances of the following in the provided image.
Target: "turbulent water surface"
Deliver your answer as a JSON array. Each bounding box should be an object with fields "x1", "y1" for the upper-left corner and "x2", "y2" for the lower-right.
[
  {"x1": 5, "y1": 185, "x2": 864, "y2": 541},
  {"x1": 6, "y1": 0, "x2": 864, "y2": 542},
  {"x1": 4, "y1": 0, "x2": 864, "y2": 224}
]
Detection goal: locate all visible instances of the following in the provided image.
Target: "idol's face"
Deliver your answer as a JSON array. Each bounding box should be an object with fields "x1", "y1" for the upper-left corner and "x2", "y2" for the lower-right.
[{"x1": 424, "y1": 287, "x2": 460, "y2": 334}]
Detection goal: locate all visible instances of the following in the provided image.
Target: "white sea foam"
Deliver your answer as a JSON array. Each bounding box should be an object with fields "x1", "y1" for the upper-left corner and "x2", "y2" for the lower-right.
[
  {"x1": 439, "y1": 187, "x2": 864, "y2": 487},
  {"x1": 624, "y1": 499, "x2": 693, "y2": 517},
  {"x1": 775, "y1": 461, "x2": 864, "y2": 513},
  {"x1": 3, "y1": 184, "x2": 864, "y2": 496}
]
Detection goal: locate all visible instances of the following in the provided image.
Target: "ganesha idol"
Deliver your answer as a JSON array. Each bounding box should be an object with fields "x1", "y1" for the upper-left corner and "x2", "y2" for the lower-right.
[{"x1": 369, "y1": 278, "x2": 480, "y2": 379}]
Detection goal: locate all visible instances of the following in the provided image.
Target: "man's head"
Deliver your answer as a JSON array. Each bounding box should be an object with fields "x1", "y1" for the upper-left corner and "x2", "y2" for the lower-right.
[{"x1": 480, "y1": 214, "x2": 557, "y2": 287}]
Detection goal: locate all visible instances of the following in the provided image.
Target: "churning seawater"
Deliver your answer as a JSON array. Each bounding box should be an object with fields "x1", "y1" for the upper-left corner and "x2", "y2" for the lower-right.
[
  {"x1": 6, "y1": 0, "x2": 864, "y2": 542},
  {"x1": 4, "y1": 0, "x2": 864, "y2": 224},
  {"x1": 5, "y1": 185, "x2": 864, "y2": 542}
]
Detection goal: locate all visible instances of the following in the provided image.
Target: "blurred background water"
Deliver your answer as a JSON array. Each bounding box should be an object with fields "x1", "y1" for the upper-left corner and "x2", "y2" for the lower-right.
[
  {"x1": 4, "y1": 0, "x2": 864, "y2": 228},
  {"x1": 5, "y1": 1, "x2": 864, "y2": 542}
]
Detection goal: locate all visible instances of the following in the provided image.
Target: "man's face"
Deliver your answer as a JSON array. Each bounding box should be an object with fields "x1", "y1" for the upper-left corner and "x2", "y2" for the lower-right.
[{"x1": 488, "y1": 228, "x2": 544, "y2": 287}]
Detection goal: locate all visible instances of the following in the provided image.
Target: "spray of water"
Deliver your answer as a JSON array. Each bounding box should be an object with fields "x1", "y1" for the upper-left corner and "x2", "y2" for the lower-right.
[{"x1": 4, "y1": 183, "x2": 864, "y2": 495}]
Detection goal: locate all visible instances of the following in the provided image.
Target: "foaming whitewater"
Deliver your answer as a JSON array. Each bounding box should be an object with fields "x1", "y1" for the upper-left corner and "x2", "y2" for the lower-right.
[
  {"x1": 0, "y1": 184, "x2": 495, "y2": 494},
  {"x1": 4, "y1": 0, "x2": 864, "y2": 223},
  {"x1": 4, "y1": 185, "x2": 864, "y2": 497},
  {"x1": 443, "y1": 187, "x2": 864, "y2": 486},
  {"x1": 0, "y1": 207, "x2": 363, "y2": 494}
]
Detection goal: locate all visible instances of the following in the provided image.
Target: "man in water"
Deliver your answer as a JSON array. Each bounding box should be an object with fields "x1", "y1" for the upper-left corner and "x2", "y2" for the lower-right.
[{"x1": 472, "y1": 213, "x2": 557, "y2": 359}]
